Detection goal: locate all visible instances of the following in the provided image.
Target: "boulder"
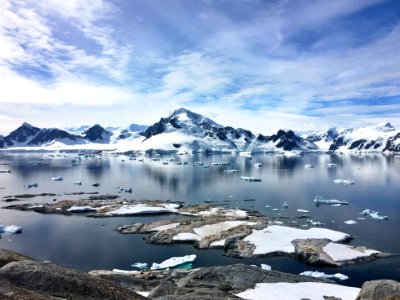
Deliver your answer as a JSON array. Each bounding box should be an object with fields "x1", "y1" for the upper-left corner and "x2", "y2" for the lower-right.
[{"x1": 356, "y1": 280, "x2": 400, "y2": 300}]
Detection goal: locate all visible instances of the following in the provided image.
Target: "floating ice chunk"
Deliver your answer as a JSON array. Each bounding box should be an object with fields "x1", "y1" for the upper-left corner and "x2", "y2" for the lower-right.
[
  {"x1": 51, "y1": 176, "x2": 63, "y2": 181},
  {"x1": 235, "y1": 282, "x2": 360, "y2": 300},
  {"x1": 282, "y1": 202, "x2": 288, "y2": 209},
  {"x1": 307, "y1": 220, "x2": 325, "y2": 226},
  {"x1": 131, "y1": 262, "x2": 148, "y2": 270},
  {"x1": 74, "y1": 181, "x2": 82, "y2": 185},
  {"x1": 265, "y1": 205, "x2": 271, "y2": 208},
  {"x1": 334, "y1": 179, "x2": 355, "y2": 186},
  {"x1": 297, "y1": 209, "x2": 310, "y2": 213},
  {"x1": 322, "y1": 242, "x2": 380, "y2": 262},
  {"x1": 314, "y1": 196, "x2": 348, "y2": 206},
  {"x1": 212, "y1": 162, "x2": 230, "y2": 166},
  {"x1": 344, "y1": 220, "x2": 357, "y2": 225},
  {"x1": 150, "y1": 254, "x2": 196, "y2": 270},
  {"x1": 239, "y1": 151, "x2": 252, "y2": 157},
  {"x1": 0, "y1": 225, "x2": 22, "y2": 234},
  {"x1": 194, "y1": 161, "x2": 203, "y2": 166},
  {"x1": 304, "y1": 164, "x2": 315, "y2": 168},
  {"x1": 361, "y1": 209, "x2": 388, "y2": 220},
  {"x1": 67, "y1": 206, "x2": 96, "y2": 212},
  {"x1": 92, "y1": 183, "x2": 100, "y2": 187},
  {"x1": 254, "y1": 163, "x2": 262, "y2": 168},
  {"x1": 224, "y1": 169, "x2": 239, "y2": 174},
  {"x1": 125, "y1": 188, "x2": 132, "y2": 193},
  {"x1": 241, "y1": 176, "x2": 262, "y2": 182},
  {"x1": 326, "y1": 163, "x2": 337, "y2": 168},
  {"x1": 261, "y1": 264, "x2": 271, "y2": 271},
  {"x1": 0, "y1": 170, "x2": 11, "y2": 173},
  {"x1": 24, "y1": 183, "x2": 38, "y2": 189},
  {"x1": 272, "y1": 208, "x2": 279, "y2": 211},
  {"x1": 300, "y1": 271, "x2": 349, "y2": 281}
]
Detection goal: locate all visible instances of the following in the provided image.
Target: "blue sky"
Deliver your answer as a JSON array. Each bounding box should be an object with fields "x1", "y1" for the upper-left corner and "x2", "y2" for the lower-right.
[{"x1": 0, "y1": 0, "x2": 399, "y2": 134}]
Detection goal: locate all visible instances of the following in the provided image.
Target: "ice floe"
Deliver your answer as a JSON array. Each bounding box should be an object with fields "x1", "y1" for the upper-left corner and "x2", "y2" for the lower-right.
[
  {"x1": 260, "y1": 264, "x2": 271, "y2": 271},
  {"x1": 0, "y1": 224, "x2": 22, "y2": 234},
  {"x1": 322, "y1": 242, "x2": 381, "y2": 262},
  {"x1": 334, "y1": 179, "x2": 355, "y2": 186},
  {"x1": 24, "y1": 183, "x2": 38, "y2": 189},
  {"x1": 150, "y1": 254, "x2": 196, "y2": 270},
  {"x1": 236, "y1": 282, "x2": 360, "y2": 300},
  {"x1": 297, "y1": 209, "x2": 310, "y2": 213},
  {"x1": 243, "y1": 225, "x2": 350, "y2": 255},
  {"x1": 361, "y1": 209, "x2": 388, "y2": 220},
  {"x1": 51, "y1": 176, "x2": 63, "y2": 181},
  {"x1": 314, "y1": 196, "x2": 348, "y2": 206},
  {"x1": 344, "y1": 220, "x2": 357, "y2": 225},
  {"x1": 131, "y1": 262, "x2": 148, "y2": 270},
  {"x1": 240, "y1": 176, "x2": 262, "y2": 182},
  {"x1": 300, "y1": 271, "x2": 349, "y2": 281},
  {"x1": 74, "y1": 181, "x2": 82, "y2": 185},
  {"x1": 304, "y1": 164, "x2": 315, "y2": 168},
  {"x1": 326, "y1": 163, "x2": 337, "y2": 168},
  {"x1": 224, "y1": 169, "x2": 239, "y2": 174}
]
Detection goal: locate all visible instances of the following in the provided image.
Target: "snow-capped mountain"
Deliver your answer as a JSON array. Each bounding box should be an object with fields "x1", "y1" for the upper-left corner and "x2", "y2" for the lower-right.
[
  {"x1": 0, "y1": 109, "x2": 398, "y2": 153},
  {"x1": 81, "y1": 124, "x2": 112, "y2": 143},
  {"x1": 328, "y1": 123, "x2": 398, "y2": 152}
]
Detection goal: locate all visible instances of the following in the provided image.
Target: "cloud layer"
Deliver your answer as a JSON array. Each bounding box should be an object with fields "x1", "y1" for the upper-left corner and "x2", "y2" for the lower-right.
[{"x1": 0, "y1": 0, "x2": 399, "y2": 134}]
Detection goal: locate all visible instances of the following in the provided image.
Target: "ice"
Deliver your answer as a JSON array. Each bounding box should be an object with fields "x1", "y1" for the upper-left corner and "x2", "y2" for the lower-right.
[
  {"x1": 282, "y1": 202, "x2": 288, "y2": 208},
  {"x1": 136, "y1": 291, "x2": 150, "y2": 297},
  {"x1": 111, "y1": 269, "x2": 139, "y2": 275},
  {"x1": 24, "y1": 183, "x2": 38, "y2": 189},
  {"x1": 304, "y1": 164, "x2": 315, "y2": 168},
  {"x1": 322, "y1": 242, "x2": 380, "y2": 262},
  {"x1": 51, "y1": 176, "x2": 63, "y2": 181},
  {"x1": 92, "y1": 183, "x2": 100, "y2": 187},
  {"x1": 300, "y1": 271, "x2": 349, "y2": 281},
  {"x1": 224, "y1": 169, "x2": 239, "y2": 174},
  {"x1": 235, "y1": 282, "x2": 360, "y2": 300},
  {"x1": 254, "y1": 163, "x2": 262, "y2": 168},
  {"x1": 326, "y1": 163, "x2": 337, "y2": 168},
  {"x1": 240, "y1": 176, "x2": 262, "y2": 182},
  {"x1": 194, "y1": 161, "x2": 203, "y2": 166},
  {"x1": 193, "y1": 221, "x2": 258, "y2": 239},
  {"x1": 152, "y1": 222, "x2": 180, "y2": 232},
  {"x1": 297, "y1": 209, "x2": 310, "y2": 213},
  {"x1": 307, "y1": 220, "x2": 325, "y2": 226},
  {"x1": 314, "y1": 196, "x2": 348, "y2": 206},
  {"x1": 0, "y1": 170, "x2": 11, "y2": 173},
  {"x1": 67, "y1": 206, "x2": 96, "y2": 212},
  {"x1": 150, "y1": 254, "x2": 196, "y2": 270},
  {"x1": 212, "y1": 162, "x2": 230, "y2": 166},
  {"x1": 0, "y1": 224, "x2": 22, "y2": 234},
  {"x1": 361, "y1": 209, "x2": 388, "y2": 220},
  {"x1": 194, "y1": 207, "x2": 248, "y2": 218},
  {"x1": 344, "y1": 220, "x2": 357, "y2": 225},
  {"x1": 334, "y1": 179, "x2": 355, "y2": 186},
  {"x1": 244, "y1": 225, "x2": 350, "y2": 255},
  {"x1": 210, "y1": 239, "x2": 225, "y2": 247},
  {"x1": 74, "y1": 181, "x2": 82, "y2": 185},
  {"x1": 106, "y1": 203, "x2": 180, "y2": 216},
  {"x1": 131, "y1": 262, "x2": 148, "y2": 270},
  {"x1": 261, "y1": 264, "x2": 271, "y2": 271}
]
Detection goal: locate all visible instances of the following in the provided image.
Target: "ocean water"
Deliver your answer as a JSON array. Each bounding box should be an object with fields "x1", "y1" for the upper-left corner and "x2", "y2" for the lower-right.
[{"x1": 0, "y1": 152, "x2": 399, "y2": 287}]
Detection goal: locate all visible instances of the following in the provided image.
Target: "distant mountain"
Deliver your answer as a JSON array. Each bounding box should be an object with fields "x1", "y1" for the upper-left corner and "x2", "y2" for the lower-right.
[
  {"x1": 82, "y1": 124, "x2": 112, "y2": 143},
  {"x1": 0, "y1": 111, "x2": 398, "y2": 153},
  {"x1": 329, "y1": 123, "x2": 398, "y2": 152}
]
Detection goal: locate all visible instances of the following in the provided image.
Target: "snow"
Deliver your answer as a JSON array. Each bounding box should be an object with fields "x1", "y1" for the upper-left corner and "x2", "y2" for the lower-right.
[
  {"x1": 210, "y1": 239, "x2": 226, "y2": 247},
  {"x1": 243, "y1": 225, "x2": 350, "y2": 255},
  {"x1": 194, "y1": 207, "x2": 248, "y2": 218},
  {"x1": 151, "y1": 222, "x2": 180, "y2": 232},
  {"x1": 322, "y1": 242, "x2": 380, "y2": 262},
  {"x1": 150, "y1": 254, "x2": 196, "y2": 270},
  {"x1": 236, "y1": 282, "x2": 360, "y2": 300},
  {"x1": 105, "y1": 203, "x2": 180, "y2": 216},
  {"x1": 172, "y1": 233, "x2": 201, "y2": 241},
  {"x1": 260, "y1": 264, "x2": 271, "y2": 271},
  {"x1": 111, "y1": 269, "x2": 139, "y2": 275},
  {"x1": 136, "y1": 291, "x2": 150, "y2": 297},
  {"x1": 0, "y1": 225, "x2": 22, "y2": 234},
  {"x1": 300, "y1": 271, "x2": 349, "y2": 281},
  {"x1": 193, "y1": 221, "x2": 258, "y2": 239},
  {"x1": 344, "y1": 220, "x2": 357, "y2": 225},
  {"x1": 67, "y1": 206, "x2": 96, "y2": 212}
]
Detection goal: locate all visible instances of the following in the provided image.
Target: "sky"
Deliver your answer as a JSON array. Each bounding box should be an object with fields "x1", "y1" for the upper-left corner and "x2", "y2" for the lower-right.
[{"x1": 0, "y1": 0, "x2": 400, "y2": 135}]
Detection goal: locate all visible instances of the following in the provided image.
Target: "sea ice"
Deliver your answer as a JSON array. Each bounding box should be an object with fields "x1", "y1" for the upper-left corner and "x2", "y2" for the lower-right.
[
  {"x1": 322, "y1": 242, "x2": 380, "y2": 262},
  {"x1": 361, "y1": 209, "x2": 388, "y2": 220},
  {"x1": 150, "y1": 254, "x2": 196, "y2": 270},
  {"x1": 297, "y1": 209, "x2": 310, "y2": 213},
  {"x1": 51, "y1": 176, "x2": 63, "y2": 181},
  {"x1": 344, "y1": 220, "x2": 357, "y2": 225},
  {"x1": 314, "y1": 196, "x2": 348, "y2": 206},
  {"x1": 0, "y1": 224, "x2": 22, "y2": 234},
  {"x1": 131, "y1": 262, "x2": 148, "y2": 270},
  {"x1": 334, "y1": 179, "x2": 355, "y2": 186},
  {"x1": 300, "y1": 271, "x2": 349, "y2": 281}
]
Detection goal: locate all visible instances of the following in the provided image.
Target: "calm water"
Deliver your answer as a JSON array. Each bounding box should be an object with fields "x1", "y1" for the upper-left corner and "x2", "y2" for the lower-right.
[{"x1": 0, "y1": 152, "x2": 399, "y2": 287}]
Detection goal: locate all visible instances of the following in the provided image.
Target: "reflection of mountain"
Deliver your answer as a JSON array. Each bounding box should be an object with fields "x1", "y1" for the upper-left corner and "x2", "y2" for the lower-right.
[{"x1": 1, "y1": 110, "x2": 399, "y2": 153}]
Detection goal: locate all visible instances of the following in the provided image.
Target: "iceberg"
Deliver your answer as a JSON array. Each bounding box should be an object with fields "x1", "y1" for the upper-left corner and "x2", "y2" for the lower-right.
[
  {"x1": 150, "y1": 254, "x2": 196, "y2": 270},
  {"x1": 300, "y1": 271, "x2": 349, "y2": 281},
  {"x1": 194, "y1": 161, "x2": 203, "y2": 166},
  {"x1": 74, "y1": 181, "x2": 82, "y2": 185},
  {"x1": 304, "y1": 164, "x2": 315, "y2": 168},
  {"x1": 51, "y1": 176, "x2": 63, "y2": 181},
  {"x1": 282, "y1": 202, "x2": 288, "y2": 209},
  {"x1": 260, "y1": 264, "x2": 271, "y2": 271},
  {"x1": 254, "y1": 163, "x2": 262, "y2": 168},
  {"x1": 314, "y1": 196, "x2": 348, "y2": 206},
  {"x1": 307, "y1": 220, "x2": 325, "y2": 226},
  {"x1": 326, "y1": 163, "x2": 337, "y2": 168},
  {"x1": 344, "y1": 220, "x2": 357, "y2": 225},
  {"x1": 361, "y1": 209, "x2": 388, "y2": 220},
  {"x1": 239, "y1": 151, "x2": 252, "y2": 157},
  {"x1": 0, "y1": 224, "x2": 22, "y2": 234},
  {"x1": 212, "y1": 162, "x2": 230, "y2": 166},
  {"x1": 24, "y1": 183, "x2": 38, "y2": 189},
  {"x1": 241, "y1": 176, "x2": 262, "y2": 182},
  {"x1": 131, "y1": 262, "x2": 148, "y2": 270},
  {"x1": 224, "y1": 169, "x2": 239, "y2": 174},
  {"x1": 334, "y1": 179, "x2": 355, "y2": 186}
]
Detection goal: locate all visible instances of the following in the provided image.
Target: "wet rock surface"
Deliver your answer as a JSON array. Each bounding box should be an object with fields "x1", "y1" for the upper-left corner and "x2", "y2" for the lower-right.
[{"x1": 0, "y1": 249, "x2": 145, "y2": 300}]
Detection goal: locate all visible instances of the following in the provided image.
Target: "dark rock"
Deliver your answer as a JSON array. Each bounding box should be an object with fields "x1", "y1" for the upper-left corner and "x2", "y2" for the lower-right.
[
  {"x1": 384, "y1": 133, "x2": 400, "y2": 152},
  {"x1": 5, "y1": 122, "x2": 40, "y2": 146},
  {"x1": 28, "y1": 128, "x2": 83, "y2": 145},
  {"x1": 0, "y1": 249, "x2": 32, "y2": 268},
  {"x1": 356, "y1": 280, "x2": 400, "y2": 300},
  {"x1": 82, "y1": 124, "x2": 112, "y2": 143}
]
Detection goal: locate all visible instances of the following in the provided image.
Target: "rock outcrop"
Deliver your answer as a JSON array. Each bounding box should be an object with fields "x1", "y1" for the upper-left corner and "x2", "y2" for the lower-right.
[{"x1": 356, "y1": 280, "x2": 400, "y2": 300}]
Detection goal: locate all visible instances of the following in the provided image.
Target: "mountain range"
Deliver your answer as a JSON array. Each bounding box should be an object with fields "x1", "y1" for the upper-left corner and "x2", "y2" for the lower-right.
[{"x1": 0, "y1": 108, "x2": 399, "y2": 153}]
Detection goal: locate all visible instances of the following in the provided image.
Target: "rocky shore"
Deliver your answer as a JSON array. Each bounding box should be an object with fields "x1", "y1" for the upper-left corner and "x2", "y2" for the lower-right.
[{"x1": 0, "y1": 249, "x2": 399, "y2": 299}]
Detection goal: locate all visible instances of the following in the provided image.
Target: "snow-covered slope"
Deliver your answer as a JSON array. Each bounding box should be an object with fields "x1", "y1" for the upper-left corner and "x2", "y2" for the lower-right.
[
  {"x1": 306, "y1": 128, "x2": 339, "y2": 151},
  {"x1": 329, "y1": 123, "x2": 399, "y2": 153}
]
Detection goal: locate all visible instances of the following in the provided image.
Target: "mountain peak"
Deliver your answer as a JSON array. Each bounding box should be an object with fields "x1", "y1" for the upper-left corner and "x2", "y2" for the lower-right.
[{"x1": 375, "y1": 122, "x2": 395, "y2": 132}]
